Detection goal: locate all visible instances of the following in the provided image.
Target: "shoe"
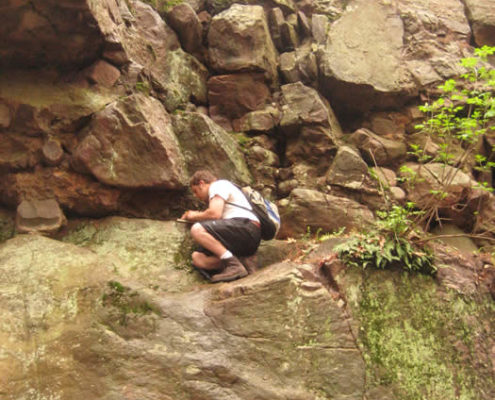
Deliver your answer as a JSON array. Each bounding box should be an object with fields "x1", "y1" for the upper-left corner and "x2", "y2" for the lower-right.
[
  {"x1": 239, "y1": 254, "x2": 258, "y2": 274},
  {"x1": 211, "y1": 257, "x2": 248, "y2": 283}
]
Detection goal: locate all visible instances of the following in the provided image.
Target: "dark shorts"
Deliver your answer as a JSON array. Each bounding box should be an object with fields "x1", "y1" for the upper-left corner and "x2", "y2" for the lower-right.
[{"x1": 199, "y1": 218, "x2": 261, "y2": 257}]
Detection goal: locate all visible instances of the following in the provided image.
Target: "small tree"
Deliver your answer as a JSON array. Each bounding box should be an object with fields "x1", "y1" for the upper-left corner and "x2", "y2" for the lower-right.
[{"x1": 407, "y1": 46, "x2": 495, "y2": 232}]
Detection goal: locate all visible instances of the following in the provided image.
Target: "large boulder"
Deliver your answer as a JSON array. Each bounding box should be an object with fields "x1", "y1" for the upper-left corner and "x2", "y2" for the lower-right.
[
  {"x1": 326, "y1": 146, "x2": 372, "y2": 190},
  {"x1": 60, "y1": 216, "x2": 200, "y2": 293},
  {"x1": 0, "y1": 71, "x2": 118, "y2": 137},
  {"x1": 0, "y1": 0, "x2": 105, "y2": 70},
  {"x1": 280, "y1": 43, "x2": 319, "y2": 85},
  {"x1": 72, "y1": 94, "x2": 187, "y2": 189},
  {"x1": 1, "y1": 221, "x2": 494, "y2": 399},
  {"x1": 285, "y1": 125, "x2": 338, "y2": 167},
  {"x1": 0, "y1": 232, "x2": 367, "y2": 400},
  {"x1": 349, "y1": 128, "x2": 408, "y2": 167},
  {"x1": 464, "y1": 0, "x2": 495, "y2": 46},
  {"x1": 207, "y1": 73, "x2": 271, "y2": 130},
  {"x1": 172, "y1": 112, "x2": 253, "y2": 184},
  {"x1": 208, "y1": 4, "x2": 279, "y2": 82},
  {"x1": 122, "y1": 1, "x2": 208, "y2": 111},
  {"x1": 280, "y1": 82, "x2": 342, "y2": 137},
  {"x1": 166, "y1": 2, "x2": 206, "y2": 61},
  {"x1": 278, "y1": 188, "x2": 374, "y2": 237},
  {"x1": 318, "y1": 0, "x2": 470, "y2": 115},
  {"x1": 0, "y1": 234, "x2": 113, "y2": 399}
]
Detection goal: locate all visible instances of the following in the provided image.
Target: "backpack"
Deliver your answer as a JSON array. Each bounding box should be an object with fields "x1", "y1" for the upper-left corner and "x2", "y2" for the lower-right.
[{"x1": 228, "y1": 185, "x2": 281, "y2": 240}]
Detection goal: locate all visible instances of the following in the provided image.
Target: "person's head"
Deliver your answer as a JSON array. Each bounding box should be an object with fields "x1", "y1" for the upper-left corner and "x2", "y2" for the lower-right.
[{"x1": 189, "y1": 170, "x2": 216, "y2": 201}]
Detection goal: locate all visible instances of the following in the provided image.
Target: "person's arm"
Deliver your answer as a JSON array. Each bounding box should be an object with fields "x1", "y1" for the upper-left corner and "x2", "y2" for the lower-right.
[{"x1": 181, "y1": 195, "x2": 225, "y2": 221}]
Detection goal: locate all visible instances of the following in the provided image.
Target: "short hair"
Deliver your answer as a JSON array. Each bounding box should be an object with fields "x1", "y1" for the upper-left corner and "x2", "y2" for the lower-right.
[{"x1": 190, "y1": 170, "x2": 217, "y2": 186}]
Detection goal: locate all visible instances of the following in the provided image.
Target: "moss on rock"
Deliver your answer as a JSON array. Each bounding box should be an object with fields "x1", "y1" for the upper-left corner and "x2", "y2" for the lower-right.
[{"x1": 343, "y1": 269, "x2": 495, "y2": 400}]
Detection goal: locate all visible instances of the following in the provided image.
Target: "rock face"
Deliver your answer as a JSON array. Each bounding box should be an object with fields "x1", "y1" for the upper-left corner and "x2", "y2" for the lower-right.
[
  {"x1": 464, "y1": 0, "x2": 495, "y2": 46},
  {"x1": 319, "y1": 0, "x2": 471, "y2": 115},
  {"x1": 172, "y1": 111, "x2": 253, "y2": 184},
  {"x1": 72, "y1": 94, "x2": 187, "y2": 189},
  {"x1": 208, "y1": 4, "x2": 279, "y2": 82},
  {"x1": 1, "y1": 1, "x2": 495, "y2": 396},
  {"x1": 0, "y1": 0, "x2": 105, "y2": 70},
  {"x1": 1, "y1": 219, "x2": 493, "y2": 399},
  {"x1": 278, "y1": 188, "x2": 375, "y2": 237},
  {"x1": 16, "y1": 198, "x2": 66, "y2": 234}
]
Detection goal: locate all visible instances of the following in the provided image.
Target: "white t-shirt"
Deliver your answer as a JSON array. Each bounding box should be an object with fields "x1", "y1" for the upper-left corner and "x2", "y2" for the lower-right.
[{"x1": 209, "y1": 180, "x2": 259, "y2": 222}]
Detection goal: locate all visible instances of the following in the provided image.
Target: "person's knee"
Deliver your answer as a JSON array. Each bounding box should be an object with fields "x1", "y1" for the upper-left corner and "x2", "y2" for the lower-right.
[
  {"x1": 190, "y1": 222, "x2": 204, "y2": 235},
  {"x1": 190, "y1": 223, "x2": 204, "y2": 240}
]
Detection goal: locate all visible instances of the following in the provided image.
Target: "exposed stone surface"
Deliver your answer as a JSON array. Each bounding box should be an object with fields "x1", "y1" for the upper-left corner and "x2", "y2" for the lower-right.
[
  {"x1": 280, "y1": 82, "x2": 342, "y2": 137},
  {"x1": 0, "y1": 0, "x2": 105, "y2": 70},
  {"x1": 81, "y1": 59, "x2": 121, "y2": 88},
  {"x1": 72, "y1": 94, "x2": 187, "y2": 189},
  {"x1": 318, "y1": 0, "x2": 471, "y2": 115},
  {"x1": 207, "y1": 73, "x2": 271, "y2": 128},
  {"x1": 41, "y1": 138, "x2": 65, "y2": 166},
  {"x1": 370, "y1": 167, "x2": 397, "y2": 188},
  {"x1": 172, "y1": 112, "x2": 253, "y2": 184},
  {"x1": 400, "y1": 162, "x2": 477, "y2": 208},
  {"x1": 1, "y1": 216, "x2": 494, "y2": 400},
  {"x1": 326, "y1": 146, "x2": 371, "y2": 190},
  {"x1": 280, "y1": 43, "x2": 318, "y2": 85},
  {"x1": 278, "y1": 188, "x2": 375, "y2": 237},
  {"x1": 285, "y1": 125, "x2": 338, "y2": 167},
  {"x1": 0, "y1": 133, "x2": 43, "y2": 171},
  {"x1": 0, "y1": 1, "x2": 494, "y2": 398},
  {"x1": 0, "y1": 101, "x2": 12, "y2": 128},
  {"x1": 0, "y1": 207, "x2": 15, "y2": 243},
  {"x1": 464, "y1": 0, "x2": 495, "y2": 46},
  {"x1": 0, "y1": 169, "x2": 122, "y2": 216},
  {"x1": 0, "y1": 232, "x2": 367, "y2": 400},
  {"x1": 233, "y1": 105, "x2": 281, "y2": 132},
  {"x1": 400, "y1": 162, "x2": 490, "y2": 228},
  {"x1": 349, "y1": 128, "x2": 407, "y2": 167},
  {"x1": 167, "y1": 3, "x2": 206, "y2": 61},
  {"x1": 16, "y1": 198, "x2": 66, "y2": 234},
  {"x1": 208, "y1": 4, "x2": 279, "y2": 82},
  {"x1": 60, "y1": 217, "x2": 200, "y2": 293},
  {"x1": 0, "y1": 71, "x2": 118, "y2": 136}
]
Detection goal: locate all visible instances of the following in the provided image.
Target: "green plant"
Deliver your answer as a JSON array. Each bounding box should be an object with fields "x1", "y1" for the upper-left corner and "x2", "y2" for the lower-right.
[
  {"x1": 335, "y1": 204, "x2": 435, "y2": 274},
  {"x1": 102, "y1": 280, "x2": 159, "y2": 326},
  {"x1": 411, "y1": 46, "x2": 495, "y2": 231},
  {"x1": 135, "y1": 80, "x2": 150, "y2": 95}
]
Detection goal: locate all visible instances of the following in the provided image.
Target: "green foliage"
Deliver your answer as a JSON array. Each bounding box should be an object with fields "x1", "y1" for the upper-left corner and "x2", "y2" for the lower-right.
[
  {"x1": 335, "y1": 232, "x2": 435, "y2": 274},
  {"x1": 102, "y1": 280, "x2": 160, "y2": 326},
  {"x1": 141, "y1": 0, "x2": 183, "y2": 13},
  {"x1": 415, "y1": 45, "x2": 495, "y2": 172},
  {"x1": 405, "y1": 46, "x2": 495, "y2": 232},
  {"x1": 335, "y1": 204, "x2": 435, "y2": 274},
  {"x1": 135, "y1": 80, "x2": 150, "y2": 95}
]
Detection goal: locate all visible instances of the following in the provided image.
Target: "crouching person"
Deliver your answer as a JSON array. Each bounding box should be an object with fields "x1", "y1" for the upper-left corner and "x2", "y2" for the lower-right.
[{"x1": 181, "y1": 170, "x2": 261, "y2": 282}]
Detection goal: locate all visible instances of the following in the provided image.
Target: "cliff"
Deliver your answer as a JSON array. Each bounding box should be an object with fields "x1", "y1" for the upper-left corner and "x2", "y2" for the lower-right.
[{"x1": 0, "y1": 0, "x2": 494, "y2": 399}]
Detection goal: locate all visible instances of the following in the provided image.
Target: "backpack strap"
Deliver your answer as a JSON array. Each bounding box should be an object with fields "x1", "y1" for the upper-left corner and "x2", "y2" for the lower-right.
[{"x1": 224, "y1": 183, "x2": 257, "y2": 217}]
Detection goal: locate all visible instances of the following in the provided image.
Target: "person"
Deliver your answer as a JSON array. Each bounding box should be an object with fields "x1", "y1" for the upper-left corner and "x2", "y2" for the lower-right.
[{"x1": 181, "y1": 170, "x2": 261, "y2": 282}]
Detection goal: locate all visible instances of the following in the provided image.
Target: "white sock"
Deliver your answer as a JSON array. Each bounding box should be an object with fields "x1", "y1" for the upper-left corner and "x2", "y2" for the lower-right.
[{"x1": 220, "y1": 251, "x2": 233, "y2": 259}]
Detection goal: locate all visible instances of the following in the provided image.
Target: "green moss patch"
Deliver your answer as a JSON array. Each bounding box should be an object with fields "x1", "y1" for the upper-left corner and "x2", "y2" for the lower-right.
[{"x1": 350, "y1": 270, "x2": 495, "y2": 399}]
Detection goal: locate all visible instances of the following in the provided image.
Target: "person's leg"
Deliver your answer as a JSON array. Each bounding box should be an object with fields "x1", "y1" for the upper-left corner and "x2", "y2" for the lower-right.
[
  {"x1": 191, "y1": 251, "x2": 221, "y2": 270},
  {"x1": 190, "y1": 223, "x2": 227, "y2": 257}
]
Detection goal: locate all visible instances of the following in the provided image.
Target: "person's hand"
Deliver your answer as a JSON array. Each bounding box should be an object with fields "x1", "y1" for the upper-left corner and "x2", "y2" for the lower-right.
[{"x1": 181, "y1": 210, "x2": 195, "y2": 220}]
